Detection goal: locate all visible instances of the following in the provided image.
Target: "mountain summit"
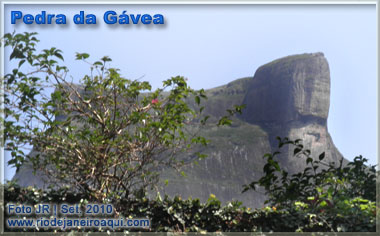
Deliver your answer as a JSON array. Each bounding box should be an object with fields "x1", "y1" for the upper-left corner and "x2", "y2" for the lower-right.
[{"x1": 240, "y1": 53, "x2": 342, "y2": 175}]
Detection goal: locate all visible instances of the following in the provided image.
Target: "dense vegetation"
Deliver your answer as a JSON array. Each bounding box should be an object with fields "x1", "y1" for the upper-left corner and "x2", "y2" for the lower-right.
[
  {"x1": 3, "y1": 138, "x2": 377, "y2": 232},
  {"x1": 4, "y1": 145, "x2": 377, "y2": 232}
]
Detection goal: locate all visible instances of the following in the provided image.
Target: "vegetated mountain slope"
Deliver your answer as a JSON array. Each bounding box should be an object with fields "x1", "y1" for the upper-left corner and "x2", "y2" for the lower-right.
[
  {"x1": 159, "y1": 53, "x2": 344, "y2": 207},
  {"x1": 12, "y1": 53, "x2": 345, "y2": 208}
]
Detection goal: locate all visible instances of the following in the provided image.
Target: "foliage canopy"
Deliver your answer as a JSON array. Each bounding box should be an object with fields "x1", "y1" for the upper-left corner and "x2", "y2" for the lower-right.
[{"x1": 1, "y1": 32, "x2": 242, "y2": 202}]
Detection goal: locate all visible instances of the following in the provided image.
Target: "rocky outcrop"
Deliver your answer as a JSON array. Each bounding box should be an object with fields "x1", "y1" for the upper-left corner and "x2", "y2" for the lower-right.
[
  {"x1": 12, "y1": 52, "x2": 344, "y2": 208},
  {"x1": 242, "y1": 53, "x2": 330, "y2": 125},
  {"x1": 240, "y1": 53, "x2": 342, "y2": 174}
]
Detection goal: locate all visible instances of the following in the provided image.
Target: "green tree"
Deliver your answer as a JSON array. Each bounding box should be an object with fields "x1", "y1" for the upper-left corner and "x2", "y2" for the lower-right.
[
  {"x1": 243, "y1": 137, "x2": 377, "y2": 231},
  {"x1": 1, "y1": 32, "x2": 242, "y2": 202},
  {"x1": 243, "y1": 137, "x2": 376, "y2": 206}
]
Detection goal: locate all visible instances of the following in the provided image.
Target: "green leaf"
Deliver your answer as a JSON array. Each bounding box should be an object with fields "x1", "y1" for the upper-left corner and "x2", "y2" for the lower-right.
[
  {"x1": 195, "y1": 96, "x2": 200, "y2": 105},
  {"x1": 10, "y1": 49, "x2": 25, "y2": 60},
  {"x1": 319, "y1": 152, "x2": 325, "y2": 161},
  {"x1": 54, "y1": 51, "x2": 64, "y2": 61},
  {"x1": 327, "y1": 187, "x2": 333, "y2": 199},
  {"x1": 196, "y1": 152, "x2": 207, "y2": 160},
  {"x1": 200, "y1": 115, "x2": 209, "y2": 125},
  {"x1": 294, "y1": 147, "x2": 302, "y2": 155},
  {"x1": 101, "y1": 56, "x2": 112, "y2": 62},
  {"x1": 217, "y1": 116, "x2": 232, "y2": 126},
  {"x1": 18, "y1": 59, "x2": 26, "y2": 68},
  {"x1": 75, "y1": 52, "x2": 90, "y2": 60},
  {"x1": 272, "y1": 161, "x2": 281, "y2": 171}
]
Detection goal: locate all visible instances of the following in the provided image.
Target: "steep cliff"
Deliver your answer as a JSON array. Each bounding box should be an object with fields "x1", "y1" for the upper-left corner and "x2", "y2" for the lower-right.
[
  {"x1": 240, "y1": 52, "x2": 343, "y2": 174},
  {"x1": 12, "y1": 52, "x2": 344, "y2": 208}
]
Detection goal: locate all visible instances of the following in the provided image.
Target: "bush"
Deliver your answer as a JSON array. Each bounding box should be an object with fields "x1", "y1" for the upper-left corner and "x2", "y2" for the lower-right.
[
  {"x1": 4, "y1": 181, "x2": 376, "y2": 232},
  {"x1": 243, "y1": 137, "x2": 377, "y2": 232}
]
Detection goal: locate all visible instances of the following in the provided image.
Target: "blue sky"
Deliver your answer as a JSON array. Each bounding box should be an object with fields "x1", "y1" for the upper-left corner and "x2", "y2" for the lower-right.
[{"x1": 2, "y1": 4, "x2": 377, "y2": 181}]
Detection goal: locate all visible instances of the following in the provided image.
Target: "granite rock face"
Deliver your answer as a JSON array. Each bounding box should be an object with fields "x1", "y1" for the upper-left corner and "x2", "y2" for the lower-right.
[
  {"x1": 12, "y1": 52, "x2": 344, "y2": 208},
  {"x1": 159, "y1": 119, "x2": 270, "y2": 208},
  {"x1": 240, "y1": 53, "x2": 342, "y2": 174},
  {"x1": 242, "y1": 53, "x2": 330, "y2": 125}
]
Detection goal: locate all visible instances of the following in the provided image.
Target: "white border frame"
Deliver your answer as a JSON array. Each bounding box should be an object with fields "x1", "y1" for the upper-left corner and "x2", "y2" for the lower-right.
[{"x1": 0, "y1": 1, "x2": 378, "y2": 235}]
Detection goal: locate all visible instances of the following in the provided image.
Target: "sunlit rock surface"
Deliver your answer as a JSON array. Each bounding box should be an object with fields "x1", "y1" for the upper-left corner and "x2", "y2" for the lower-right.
[{"x1": 13, "y1": 53, "x2": 344, "y2": 208}]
